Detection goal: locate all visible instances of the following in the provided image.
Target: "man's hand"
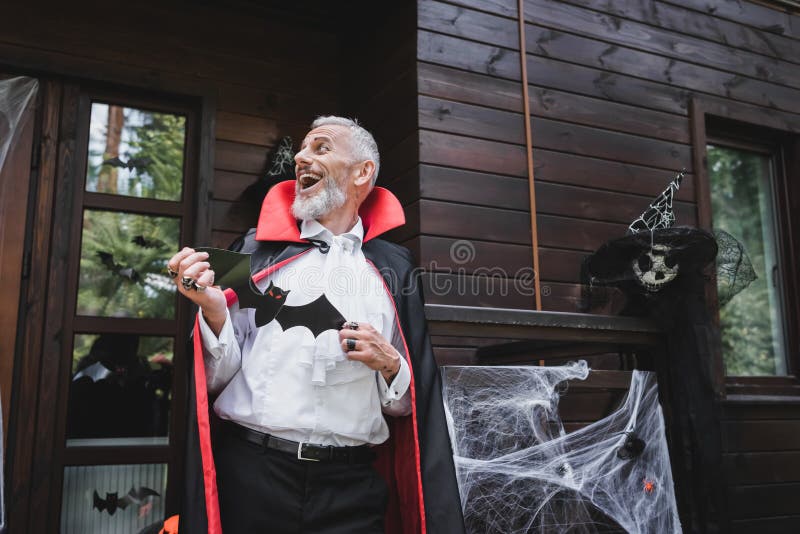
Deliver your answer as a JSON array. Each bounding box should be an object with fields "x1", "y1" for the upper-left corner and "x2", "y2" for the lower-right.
[
  {"x1": 339, "y1": 322, "x2": 402, "y2": 383},
  {"x1": 167, "y1": 247, "x2": 228, "y2": 335}
]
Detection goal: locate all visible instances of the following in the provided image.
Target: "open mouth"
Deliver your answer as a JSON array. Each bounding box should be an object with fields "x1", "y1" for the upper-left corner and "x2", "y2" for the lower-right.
[{"x1": 298, "y1": 172, "x2": 323, "y2": 190}]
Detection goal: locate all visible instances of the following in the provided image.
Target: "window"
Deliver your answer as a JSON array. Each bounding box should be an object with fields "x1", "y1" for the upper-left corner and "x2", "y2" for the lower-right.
[
  {"x1": 692, "y1": 104, "x2": 800, "y2": 394},
  {"x1": 57, "y1": 94, "x2": 197, "y2": 531},
  {"x1": 707, "y1": 142, "x2": 788, "y2": 376}
]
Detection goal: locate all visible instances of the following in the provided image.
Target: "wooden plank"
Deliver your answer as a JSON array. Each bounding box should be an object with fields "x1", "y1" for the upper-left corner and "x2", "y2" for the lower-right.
[
  {"x1": 443, "y1": 0, "x2": 519, "y2": 18},
  {"x1": 531, "y1": 117, "x2": 693, "y2": 171},
  {"x1": 419, "y1": 164, "x2": 530, "y2": 209},
  {"x1": 529, "y1": 86, "x2": 691, "y2": 143},
  {"x1": 728, "y1": 483, "x2": 800, "y2": 520},
  {"x1": 526, "y1": 54, "x2": 690, "y2": 115},
  {"x1": 380, "y1": 131, "x2": 420, "y2": 186},
  {"x1": 723, "y1": 420, "x2": 800, "y2": 452},
  {"x1": 537, "y1": 213, "x2": 628, "y2": 251},
  {"x1": 418, "y1": 30, "x2": 522, "y2": 81},
  {"x1": 419, "y1": 95, "x2": 526, "y2": 144},
  {"x1": 722, "y1": 401, "x2": 800, "y2": 420},
  {"x1": 0, "y1": 3, "x2": 339, "y2": 97},
  {"x1": 433, "y1": 346, "x2": 479, "y2": 366},
  {"x1": 524, "y1": 23, "x2": 800, "y2": 115},
  {"x1": 217, "y1": 83, "x2": 336, "y2": 124},
  {"x1": 523, "y1": 0, "x2": 800, "y2": 89},
  {"x1": 0, "y1": 99, "x2": 34, "y2": 444},
  {"x1": 567, "y1": 0, "x2": 800, "y2": 64},
  {"x1": 539, "y1": 281, "x2": 584, "y2": 312},
  {"x1": 723, "y1": 451, "x2": 800, "y2": 485},
  {"x1": 420, "y1": 272, "x2": 536, "y2": 309},
  {"x1": 413, "y1": 199, "x2": 629, "y2": 250},
  {"x1": 211, "y1": 230, "x2": 245, "y2": 250},
  {"x1": 419, "y1": 130, "x2": 528, "y2": 177},
  {"x1": 215, "y1": 111, "x2": 282, "y2": 147},
  {"x1": 211, "y1": 199, "x2": 259, "y2": 234},
  {"x1": 730, "y1": 515, "x2": 800, "y2": 534},
  {"x1": 213, "y1": 170, "x2": 263, "y2": 202},
  {"x1": 418, "y1": 199, "x2": 532, "y2": 244},
  {"x1": 535, "y1": 180, "x2": 696, "y2": 225},
  {"x1": 214, "y1": 140, "x2": 271, "y2": 175},
  {"x1": 668, "y1": 0, "x2": 799, "y2": 41},
  {"x1": 417, "y1": 235, "x2": 532, "y2": 274},
  {"x1": 533, "y1": 149, "x2": 696, "y2": 201},
  {"x1": 418, "y1": 62, "x2": 523, "y2": 112},
  {"x1": 418, "y1": 0, "x2": 520, "y2": 50},
  {"x1": 7, "y1": 80, "x2": 60, "y2": 533},
  {"x1": 558, "y1": 390, "x2": 627, "y2": 421}
]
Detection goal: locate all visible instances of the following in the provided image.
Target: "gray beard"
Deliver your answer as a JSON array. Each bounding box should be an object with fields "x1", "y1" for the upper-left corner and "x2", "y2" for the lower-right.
[{"x1": 291, "y1": 176, "x2": 347, "y2": 221}]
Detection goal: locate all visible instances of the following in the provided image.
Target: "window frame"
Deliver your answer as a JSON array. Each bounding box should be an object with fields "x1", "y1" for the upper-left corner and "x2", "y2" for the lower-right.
[
  {"x1": 8, "y1": 79, "x2": 213, "y2": 532},
  {"x1": 691, "y1": 98, "x2": 800, "y2": 398}
]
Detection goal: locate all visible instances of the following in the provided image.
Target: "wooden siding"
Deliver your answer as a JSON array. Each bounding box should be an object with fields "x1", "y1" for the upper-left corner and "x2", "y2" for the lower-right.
[
  {"x1": 0, "y1": 1, "x2": 345, "y2": 252},
  {"x1": 413, "y1": 0, "x2": 800, "y2": 313},
  {"x1": 414, "y1": 0, "x2": 800, "y2": 530}
]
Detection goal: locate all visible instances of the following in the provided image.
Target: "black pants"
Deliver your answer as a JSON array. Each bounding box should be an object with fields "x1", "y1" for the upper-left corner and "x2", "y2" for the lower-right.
[{"x1": 215, "y1": 429, "x2": 388, "y2": 533}]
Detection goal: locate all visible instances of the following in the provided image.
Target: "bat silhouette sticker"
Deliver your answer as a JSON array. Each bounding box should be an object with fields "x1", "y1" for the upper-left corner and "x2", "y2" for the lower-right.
[
  {"x1": 196, "y1": 247, "x2": 346, "y2": 337},
  {"x1": 93, "y1": 486, "x2": 160, "y2": 515}
]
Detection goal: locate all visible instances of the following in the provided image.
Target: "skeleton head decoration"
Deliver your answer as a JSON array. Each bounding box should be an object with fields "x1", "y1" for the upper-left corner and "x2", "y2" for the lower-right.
[{"x1": 631, "y1": 244, "x2": 679, "y2": 292}]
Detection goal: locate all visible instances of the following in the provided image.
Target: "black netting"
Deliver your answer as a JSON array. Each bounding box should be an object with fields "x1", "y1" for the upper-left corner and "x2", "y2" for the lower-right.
[{"x1": 713, "y1": 229, "x2": 757, "y2": 307}]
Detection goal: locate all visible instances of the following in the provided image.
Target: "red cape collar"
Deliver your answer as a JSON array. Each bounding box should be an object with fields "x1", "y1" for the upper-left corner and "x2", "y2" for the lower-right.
[{"x1": 255, "y1": 180, "x2": 405, "y2": 243}]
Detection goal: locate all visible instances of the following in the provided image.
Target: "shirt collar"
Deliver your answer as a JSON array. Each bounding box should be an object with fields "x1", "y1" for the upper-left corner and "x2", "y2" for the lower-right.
[{"x1": 300, "y1": 217, "x2": 364, "y2": 253}]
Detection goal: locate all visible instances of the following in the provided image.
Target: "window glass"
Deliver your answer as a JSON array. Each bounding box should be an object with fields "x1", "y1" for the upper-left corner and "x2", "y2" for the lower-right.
[
  {"x1": 708, "y1": 144, "x2": 787, "y2": 375},
  {"x1": 61, "y1": 463, "x2": 167, "y2": 534},
  {"x1": 85, "y1": 103, "x2": 185, "y2": 201},
  {"x1": 76, "y1": 209, "x2": 178, "y2": 319},
  {"x1": 66, "y1": 334, "x2": 173, "y2": 445}
]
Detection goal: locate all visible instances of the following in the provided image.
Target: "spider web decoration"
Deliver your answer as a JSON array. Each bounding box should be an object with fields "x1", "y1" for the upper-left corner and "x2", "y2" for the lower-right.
[
  {"x1": 713, "y1": 229, "x2": 757, "y2": 307},
  {"x1": 0, "y1": 76, "x2": 38, "y2": 175},
  {"x1": 265, "y1": 136, "x2": 294, "y2": 178},
  {"x1": 442, "y1": 362, "x2": 681, "y2": 534},
  {"x1": 628, "y1": 171, "x2": 684, "y2": 234}
]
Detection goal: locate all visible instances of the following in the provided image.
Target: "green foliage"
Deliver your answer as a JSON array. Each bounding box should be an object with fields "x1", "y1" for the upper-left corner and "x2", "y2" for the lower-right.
[
  {"x1": 129, "y1": 112, "x2": 186, "y2": 201},
  {"x1": 77, "y1": 210, "x2": 179, "y2": 319},
  {"x1": 708, "y1": 145, "x2": 785, "y2": 376}
]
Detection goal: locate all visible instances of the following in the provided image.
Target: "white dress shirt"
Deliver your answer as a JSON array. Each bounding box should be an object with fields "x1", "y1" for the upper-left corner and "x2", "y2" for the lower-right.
[{"x1": 198, "y1": 217, "x2": 412, "y2": 446}]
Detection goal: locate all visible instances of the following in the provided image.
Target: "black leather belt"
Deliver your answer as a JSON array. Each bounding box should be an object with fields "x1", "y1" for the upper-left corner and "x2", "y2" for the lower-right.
[{"x1": 225, "y1": 422, "x2": 376, "y2": 464}]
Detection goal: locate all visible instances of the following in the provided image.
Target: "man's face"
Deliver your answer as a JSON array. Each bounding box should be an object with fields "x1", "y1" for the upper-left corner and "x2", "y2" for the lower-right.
[{"x1": 291, "y1": 124, "x2": 356, "y2": 220}]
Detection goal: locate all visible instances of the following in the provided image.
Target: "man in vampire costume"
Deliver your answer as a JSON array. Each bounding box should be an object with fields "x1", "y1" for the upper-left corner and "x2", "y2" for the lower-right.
[{"x1": 167, "y1": 117, "x2": 465, "y2": 533}]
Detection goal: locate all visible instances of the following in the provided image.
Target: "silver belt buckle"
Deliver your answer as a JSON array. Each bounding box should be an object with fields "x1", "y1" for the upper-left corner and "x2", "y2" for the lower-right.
[{"x1": 297, "y1": 442, "x2": 320, "y2": 462}]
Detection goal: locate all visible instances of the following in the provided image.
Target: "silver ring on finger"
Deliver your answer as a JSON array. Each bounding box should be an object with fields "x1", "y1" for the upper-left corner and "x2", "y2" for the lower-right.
[
  {"x1": 167, "y1": 267, "x2": 179, "y2": 278},
  {"x1": 194, "y1": 283, "x2": 206, "y2": 292},
  {"x1": 347, "y1": 321, "x2": 359, "y2": 330},
  {"x1": 346, "y1": 338, "x2": 357, "y2": 352},
  {"x1": 181, "y1": 276, "x2": 196, "y2": 291}
]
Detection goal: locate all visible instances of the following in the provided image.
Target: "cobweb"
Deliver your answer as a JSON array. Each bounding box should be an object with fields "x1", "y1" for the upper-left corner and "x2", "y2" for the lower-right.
[
  {"x1": 442, "y1": 362, "x2": 681, "y2": 533},
  {"x1": 0, "y1": 76, "x2": 38, "y2": 175}
]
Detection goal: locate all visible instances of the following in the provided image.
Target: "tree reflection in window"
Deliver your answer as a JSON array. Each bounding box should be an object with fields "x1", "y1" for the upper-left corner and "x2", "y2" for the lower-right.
[
  {"x1": 77, "y1": 210, "x2": 178, "y2": 319},
  {"x1": 708, "y1": 145, "x2": 787, "y2": 376},
  {"x1": 85, "y1": 103, "x2": 185, "y2": 201}
]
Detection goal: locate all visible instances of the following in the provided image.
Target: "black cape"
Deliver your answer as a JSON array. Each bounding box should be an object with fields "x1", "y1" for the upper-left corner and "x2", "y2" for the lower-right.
[{"x1": 178, "y1": 231, "x2": 465, "y2": 534}]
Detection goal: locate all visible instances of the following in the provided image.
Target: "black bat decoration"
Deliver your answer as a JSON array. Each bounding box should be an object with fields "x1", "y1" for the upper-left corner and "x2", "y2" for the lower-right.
[
  {"x1": 235, "y1": 280, "x2": 346, "y2": 336},
  {"x1": 93, "y1": 486, "x2": 160, "y2": 515},
  {"x1": 196, "y1": 248, "x2": 347, "y2": 337},
  {"x1": 102, "y1": 155, "x2": 152, "y2": 172},
  {"x1": 131, "y1": 234, "x2": 167, "y2": 249},
  {"x1": 97, "y1": 251, "x2": 142, "y2": 283}
]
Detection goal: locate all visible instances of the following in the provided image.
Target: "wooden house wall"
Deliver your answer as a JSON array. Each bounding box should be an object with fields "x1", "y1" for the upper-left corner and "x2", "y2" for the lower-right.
[
  {"x1": 0, "y1": 1, "x2": 345, "y2": 251},
  {"x1": 412, "y1": 0, "x2": 800, "y2": 530}
]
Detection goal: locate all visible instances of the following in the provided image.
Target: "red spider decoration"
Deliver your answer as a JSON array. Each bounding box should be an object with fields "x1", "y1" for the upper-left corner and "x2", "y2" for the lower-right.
[{"x1": 643, "y1": 478, "x2": 655, "y2": 494}]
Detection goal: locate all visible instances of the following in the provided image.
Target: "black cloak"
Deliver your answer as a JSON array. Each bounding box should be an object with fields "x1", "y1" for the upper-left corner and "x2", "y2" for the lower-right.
[{"x1": 176, "y1": 181, "x2": 465, "y2": 534}]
